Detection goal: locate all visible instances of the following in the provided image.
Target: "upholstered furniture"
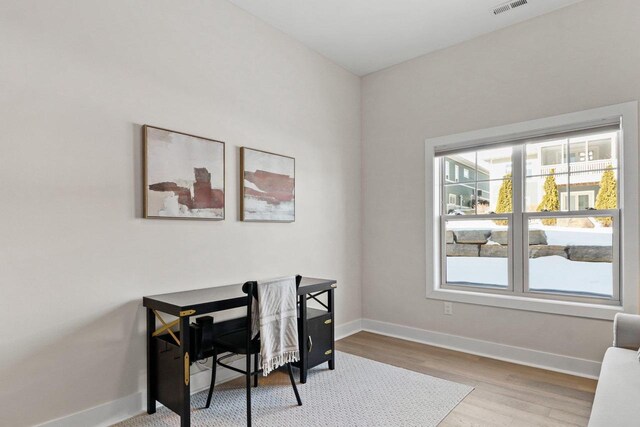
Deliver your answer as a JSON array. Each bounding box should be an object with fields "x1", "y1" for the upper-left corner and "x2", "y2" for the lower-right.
[{"x1": 588, "y1": 313, "x2": 640, "y2": 427}]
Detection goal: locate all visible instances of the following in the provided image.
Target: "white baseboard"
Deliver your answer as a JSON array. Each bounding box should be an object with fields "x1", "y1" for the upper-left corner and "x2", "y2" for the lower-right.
[
  {"x1": 36, "y1": 358, "x2": 245, "y2": 427},
  {"x1": 335, "y1": 318, "x2": 362, "y2": 340},
  {"x1": 36, "y1": 317, "x2": 601, "y2": 427},
  {"x1": 37, "y1": 391, "x2": 146, "y2": 427},
  {"x1": 361, "y1": 318, "x2": 602, "y2": 379}
]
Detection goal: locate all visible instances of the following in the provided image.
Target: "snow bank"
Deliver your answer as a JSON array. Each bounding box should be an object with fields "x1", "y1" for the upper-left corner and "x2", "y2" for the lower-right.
[{"x1": 447, "y1": 255, "x2": 612, "y2": 297}]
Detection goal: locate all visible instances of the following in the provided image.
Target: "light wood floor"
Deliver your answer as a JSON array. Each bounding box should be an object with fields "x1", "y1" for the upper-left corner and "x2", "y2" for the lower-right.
[{"x1": 336, "y1": 332, "x2": 597, "y2": 427}]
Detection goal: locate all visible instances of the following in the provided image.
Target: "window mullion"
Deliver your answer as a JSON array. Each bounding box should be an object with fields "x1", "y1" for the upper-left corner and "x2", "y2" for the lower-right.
[{"x1": 512, "y1": 145, "x2": 524, "y2": 295}]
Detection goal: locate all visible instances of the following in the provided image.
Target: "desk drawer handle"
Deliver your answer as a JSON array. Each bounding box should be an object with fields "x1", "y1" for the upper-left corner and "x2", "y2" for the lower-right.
[
  {"x1": 307, "y1": 336, "x2": 313, "y2": 353},
  {"x1": 324, "y1": 349, "x2": 333, "y2": 356},
  {"x1": 324, "y1": 319, "x2": 332, "y2": 325}
]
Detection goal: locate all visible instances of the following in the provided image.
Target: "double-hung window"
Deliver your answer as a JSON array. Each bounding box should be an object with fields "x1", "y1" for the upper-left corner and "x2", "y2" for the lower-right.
[{"x1": 426, "y1": 103, "x2": 639, "y2": 319}]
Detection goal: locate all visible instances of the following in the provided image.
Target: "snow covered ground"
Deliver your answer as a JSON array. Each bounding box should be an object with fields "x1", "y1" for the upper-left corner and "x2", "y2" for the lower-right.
[
  {"x1": 539, "y1": 227, "x2": 611, "y2": 246},
  {"x1": 445, "y1": 221, "x2": 614, "y2": 296},
  {"x1": 447, "y1": 255, "x2": 613, "y2": 297}
]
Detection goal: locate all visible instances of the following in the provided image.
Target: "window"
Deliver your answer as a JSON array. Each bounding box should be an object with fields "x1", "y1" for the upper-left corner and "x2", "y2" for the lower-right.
[
  {"x1": 541, "y1": 145, "x2": 563, "y2": 166},
  {"x1": 426, "y1": 103, "x2": 639, "y2": 319},
  {"x1": 440, "y1": 127, "x2": 618, "y2": 303}
]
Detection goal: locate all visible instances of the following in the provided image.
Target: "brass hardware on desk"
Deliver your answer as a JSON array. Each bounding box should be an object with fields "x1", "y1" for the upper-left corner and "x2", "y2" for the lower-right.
[
  {"x1": 324, "y1": 319, "x2": 332, "y2": 325},
  {"x1": 324, "y1": 349, "x2": 333, "y2": 355},
  {"x1": 184, "y1": 353, "x2": 190, "y2": 385},
  {"x1": 179, "y1": 309, "x2": 196, "y2": 317},
  {"x1": 330, "y1": 283, "x2": 337, "y2": 288},
  {"x1": 152, "y1": 318, "x2": 179, "y2": 337},
  {"x1": 153, "y1": 310, "x2": 181, "y2": 346}
]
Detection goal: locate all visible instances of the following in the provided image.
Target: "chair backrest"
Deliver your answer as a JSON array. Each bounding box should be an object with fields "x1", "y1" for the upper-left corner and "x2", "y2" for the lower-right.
[{"x1": 242, "y1": 275, "x2": 301, "y2": 301}]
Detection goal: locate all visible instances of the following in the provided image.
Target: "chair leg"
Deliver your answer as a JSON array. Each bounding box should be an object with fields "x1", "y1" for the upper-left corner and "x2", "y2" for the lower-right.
[
  {"x1": 286, "y1": 363, "x2": 302, "y2": 406},
  {"x1": 246, "y1": 354, "x2": 252, "y2": 426},
  {"x1": 204, "y1": 351, "x2": 217, "y2": 409},
  {"x1": 253, "y1": 353, "x2": 259, "y2": 387}
]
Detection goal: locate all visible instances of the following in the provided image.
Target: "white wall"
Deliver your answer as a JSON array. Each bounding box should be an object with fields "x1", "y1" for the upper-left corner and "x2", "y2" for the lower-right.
[
  {"x1": 0, "y1": 1, "x2": 361, "y2": 425},
  {"x1": 362, "y1": 0, "x2": 640, "y2": 365}
]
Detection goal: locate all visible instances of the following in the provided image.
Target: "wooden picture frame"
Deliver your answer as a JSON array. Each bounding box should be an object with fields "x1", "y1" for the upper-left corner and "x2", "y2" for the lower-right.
[
  {"x1": 240, "y1": 147, "x2": 295, "y2": 222},
  {"x1": 143, "y1": 125, "x2": 225, "y2": 220}
]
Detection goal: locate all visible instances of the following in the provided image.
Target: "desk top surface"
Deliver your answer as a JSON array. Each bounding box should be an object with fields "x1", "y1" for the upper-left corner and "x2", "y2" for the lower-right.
[{"x1": 143, "y1": 277, "x2": 336, "y2": 314}]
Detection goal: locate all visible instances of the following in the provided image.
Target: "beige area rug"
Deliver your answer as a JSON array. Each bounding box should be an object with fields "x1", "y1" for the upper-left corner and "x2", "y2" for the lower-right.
[{"x1": 117, "y1": 351, "x2": 473, "y2": 427}]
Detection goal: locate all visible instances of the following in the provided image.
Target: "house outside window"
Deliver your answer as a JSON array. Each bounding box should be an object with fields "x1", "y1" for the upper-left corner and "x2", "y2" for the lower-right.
[{"x1": 532, "y1": 132, "x2": 617, "y2": 211}]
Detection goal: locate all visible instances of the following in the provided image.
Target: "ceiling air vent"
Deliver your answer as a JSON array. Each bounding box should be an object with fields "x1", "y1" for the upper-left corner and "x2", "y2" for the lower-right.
[{"x1": 493, "y1": 0, "x2": 528, "y2": 15}]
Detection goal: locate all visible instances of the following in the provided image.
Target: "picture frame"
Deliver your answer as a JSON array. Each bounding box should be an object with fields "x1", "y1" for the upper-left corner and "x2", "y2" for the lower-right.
[
  {"x1": 144, "y1": 125, "x2": 225, "y2": 220},
  {"x1": 240, "y1": 147, "x2": 295, "y2": 222}
]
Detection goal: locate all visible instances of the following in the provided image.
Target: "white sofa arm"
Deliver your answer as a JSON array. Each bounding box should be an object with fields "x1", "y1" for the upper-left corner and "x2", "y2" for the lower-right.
[{"x1": 613, "y1": 313, "x2": 640, "y2": 350}]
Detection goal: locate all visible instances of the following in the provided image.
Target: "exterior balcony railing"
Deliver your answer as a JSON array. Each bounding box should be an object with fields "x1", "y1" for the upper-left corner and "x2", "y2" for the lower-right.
[{"x1": 538, "y1": 159, "x2": 614, "y2": 176}]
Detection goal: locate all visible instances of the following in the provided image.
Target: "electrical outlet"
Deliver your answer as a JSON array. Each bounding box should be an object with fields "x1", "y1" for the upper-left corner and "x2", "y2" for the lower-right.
[{"x1": 444, "y1": 302, "x2": 453, "y2": 315}]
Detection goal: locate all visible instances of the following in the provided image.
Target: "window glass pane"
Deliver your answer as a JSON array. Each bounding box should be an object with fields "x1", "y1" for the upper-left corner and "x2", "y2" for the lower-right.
[
  {"x1": 569, "y1": 141, "x2": 586, "y2": 163},
  {"x1": 526, "y1": 139, "x2": 567, "y2": 176},
  {"x1": 483, "y1": 179, "x2": 512, "y2": 214},
  {"x1": 446, "y1": 220, "x2": 509, "y2": 288},
  {"x1": 442, "y1": 148, "x2": 513, "y2": 216},
  {"x1": 569, "y1": 133, "x2": 617, "y2": 173},
  {"x1": 444, "y1": 153, "x2": 475, "y2": 183},
  {"x1": 477, "y1": 147, "x2": 512, "y2": 180},
  {"x1": 588, "y1": 139, "x2": 613, "y2": 161},
  {"x1": 542, "y1": 145, "x2": 565, "y2": 166},
  {"x1": 527, "y1": 217, "x2": 614, "y2": 298},
  {"x1": 525, "y1": 173, "x2": 568, "y2": 212},
  {"x1": 567, "y1": 169, "x2": 618, "y2": 210},
  {"x1": 444, "y1": 184, "x2": 476, "y2": 214}
]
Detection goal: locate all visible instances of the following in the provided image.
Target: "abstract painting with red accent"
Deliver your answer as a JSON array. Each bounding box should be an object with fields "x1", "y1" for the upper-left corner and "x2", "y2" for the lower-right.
[
  {"x1": 240, "y1": 147, "x2": 295, "y2": 222},
  {"x1": 144, "y1": 126, "x2": 225, "y2": 220}
]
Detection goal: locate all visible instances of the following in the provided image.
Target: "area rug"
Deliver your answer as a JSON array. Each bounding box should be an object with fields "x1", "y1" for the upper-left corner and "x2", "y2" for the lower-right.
[{"x1": 116, "y1": 351, "x2": 473, "y2": 427}]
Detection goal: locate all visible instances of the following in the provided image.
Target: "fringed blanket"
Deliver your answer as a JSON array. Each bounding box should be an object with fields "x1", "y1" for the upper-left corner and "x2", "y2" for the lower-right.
[{"x1": 252, "y1": 276, "x2": 299, "y2": 376}]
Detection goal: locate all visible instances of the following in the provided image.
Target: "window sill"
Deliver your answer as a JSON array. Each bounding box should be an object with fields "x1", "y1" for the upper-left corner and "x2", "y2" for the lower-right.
[{"x1": 427, "y1": 287, "x2": 623, "y2": 320}]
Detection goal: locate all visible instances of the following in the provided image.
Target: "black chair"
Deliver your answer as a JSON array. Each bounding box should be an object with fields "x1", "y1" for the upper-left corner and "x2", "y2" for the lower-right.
[{"x1": 204, "y1": 276, "x2": 303, "y2": 426}]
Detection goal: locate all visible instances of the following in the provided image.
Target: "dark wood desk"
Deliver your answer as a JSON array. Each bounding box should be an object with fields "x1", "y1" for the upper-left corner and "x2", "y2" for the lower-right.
[{"x1": 143, "y1": 277, "x2": 336, "y2": 427}]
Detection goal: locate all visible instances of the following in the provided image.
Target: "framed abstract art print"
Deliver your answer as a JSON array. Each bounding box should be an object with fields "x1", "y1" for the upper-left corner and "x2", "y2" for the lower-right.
[
  {"x1": 144, "y1": 125, "x2": 225, "y2": 220},
  {"x1": 240, "y1": 147, "x2": 295, "y2": 222}
]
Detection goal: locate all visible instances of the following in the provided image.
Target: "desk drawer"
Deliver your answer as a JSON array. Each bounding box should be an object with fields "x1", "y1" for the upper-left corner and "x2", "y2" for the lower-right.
[{"x1": 302, "y1": 313, "x2": 333, "y2": 369}]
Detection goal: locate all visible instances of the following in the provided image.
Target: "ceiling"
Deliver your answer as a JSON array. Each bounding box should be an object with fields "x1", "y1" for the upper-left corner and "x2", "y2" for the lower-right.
[{"x1": 228, "y1": 0, "x2": 583, "y2": 76}]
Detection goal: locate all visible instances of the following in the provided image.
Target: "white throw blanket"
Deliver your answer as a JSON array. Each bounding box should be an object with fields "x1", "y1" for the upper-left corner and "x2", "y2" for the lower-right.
[{"x1": 251, "y1": 276, "x2": 299, "y2": 376}]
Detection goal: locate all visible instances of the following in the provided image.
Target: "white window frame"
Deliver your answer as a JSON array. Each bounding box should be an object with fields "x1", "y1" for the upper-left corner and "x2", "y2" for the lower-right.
[{"x1": 425, "y1": 102, "x2": 639, "y2": 320}]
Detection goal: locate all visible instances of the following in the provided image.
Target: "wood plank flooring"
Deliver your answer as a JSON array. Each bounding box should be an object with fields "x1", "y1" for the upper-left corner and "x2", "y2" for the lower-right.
[{"x1": 336, "y1": 332, "x2": 597, "y2": 426}]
